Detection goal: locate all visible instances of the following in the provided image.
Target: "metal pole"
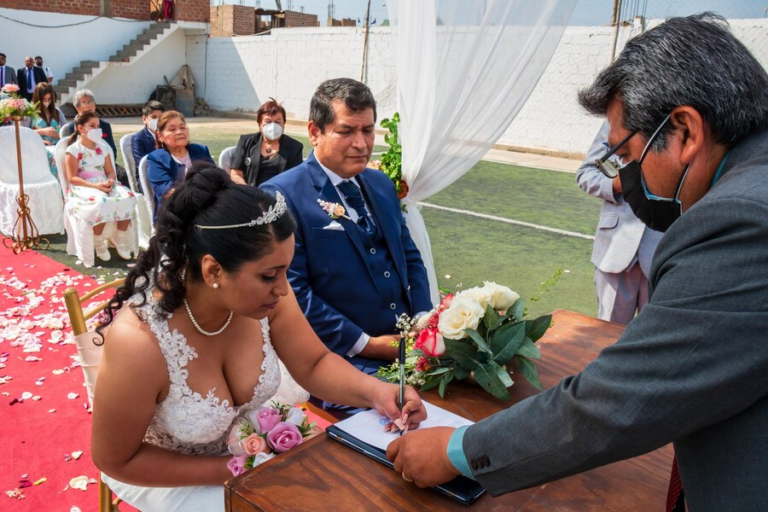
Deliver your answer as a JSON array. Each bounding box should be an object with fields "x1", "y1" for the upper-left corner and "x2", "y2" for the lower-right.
[
  {"x1": 13, "y1": 118, "x2": 27, "y2": 244},
  {"x1": 360, "y1": 0, "x2": 372, "y2": 83},
  {"x1": 609, "y1": 0, "x2": 623, "y2": 63}
]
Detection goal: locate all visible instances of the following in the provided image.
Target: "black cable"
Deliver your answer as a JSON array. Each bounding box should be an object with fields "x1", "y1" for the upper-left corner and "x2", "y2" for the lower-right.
[{"x1": 0, "y1": 13, "x2": 148, "y2": 29}]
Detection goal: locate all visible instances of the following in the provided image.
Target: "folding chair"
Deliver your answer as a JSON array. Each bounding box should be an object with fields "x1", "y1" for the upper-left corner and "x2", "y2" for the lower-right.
[
  {"x1": 64, "y1": 278, "x2": 126, "y2": 512},
  {"x1": 218, "y1": 145, "x2": 237, "y2": 174}
]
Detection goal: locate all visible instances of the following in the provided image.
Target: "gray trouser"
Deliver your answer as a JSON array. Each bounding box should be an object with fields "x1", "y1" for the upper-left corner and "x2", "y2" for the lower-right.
[{"x1": 594, "y1": 262, "x2": 649, "y2": 325}]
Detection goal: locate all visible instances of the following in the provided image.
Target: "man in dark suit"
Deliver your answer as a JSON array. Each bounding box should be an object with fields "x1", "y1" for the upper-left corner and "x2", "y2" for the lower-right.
[
  {"x1": 0, "y1": 53, "x2": 18, "y2": 88},
  {"x1": 388, "y1": 14, "x2": 768, "y2": 510},
  {"x1": 261, "y1": 78, "x2": 432, "y2": 377},
  {"x1": 131, "y1": 100, "x2": 165, "y2": 190},
  {"x1": 16, "y1": 56, "x2": 46, "y2": 101}
]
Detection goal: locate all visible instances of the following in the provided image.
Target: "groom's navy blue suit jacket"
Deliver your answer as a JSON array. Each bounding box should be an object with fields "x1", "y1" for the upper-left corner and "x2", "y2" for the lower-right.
[{"x1": 261, "y1": 152, "x2": 432, "y2": 370}]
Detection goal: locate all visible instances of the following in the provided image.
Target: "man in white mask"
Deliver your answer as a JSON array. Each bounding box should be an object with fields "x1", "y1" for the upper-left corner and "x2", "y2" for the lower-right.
[
  {"x1": 131, "y1": 100, "x2": 166, "y2": 191},
  {"x1": 230, "y1": 98, "x2": 304, "y2": 186}
]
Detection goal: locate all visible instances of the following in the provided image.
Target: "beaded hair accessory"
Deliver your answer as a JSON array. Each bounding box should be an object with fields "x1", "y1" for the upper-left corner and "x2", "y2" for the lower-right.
[{"x1": 195, "y1": 192, "x2": 287, "y2": 230}]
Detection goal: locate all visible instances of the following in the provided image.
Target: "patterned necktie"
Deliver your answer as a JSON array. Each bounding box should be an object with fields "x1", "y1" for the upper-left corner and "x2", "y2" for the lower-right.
[
  {"x1": 337, "y1": 180, "x2": 375, "y2": 235},
  {"x1": 666, "y1": 456, "x2": 685, "y2": 512}
]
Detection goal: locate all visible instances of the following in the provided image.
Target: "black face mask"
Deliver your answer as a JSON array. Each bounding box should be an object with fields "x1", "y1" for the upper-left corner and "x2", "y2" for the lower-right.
[{"x1": 618, "y1": 115, "x2": 691, "y2": 233}]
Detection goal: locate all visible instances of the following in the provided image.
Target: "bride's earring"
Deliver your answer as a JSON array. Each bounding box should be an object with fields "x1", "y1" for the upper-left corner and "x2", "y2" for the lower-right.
[{"x1": 212, "y1": 283, "x2": 219, "y2": 289}]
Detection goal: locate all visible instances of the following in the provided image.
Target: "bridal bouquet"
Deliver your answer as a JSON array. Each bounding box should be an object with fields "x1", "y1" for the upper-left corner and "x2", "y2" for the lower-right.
[
  {"x1": 226, "y1": 402, "x2": 320, "y2": 476},
  {"x1": 378, "y1": 282, "x2": 552, "y2": 400},
  {"x1": 0, "y1": 85, "x2": 38, "y2": 122}
]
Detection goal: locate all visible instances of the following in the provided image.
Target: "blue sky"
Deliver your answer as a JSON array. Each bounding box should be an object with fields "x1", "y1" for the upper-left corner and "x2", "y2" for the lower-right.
[{"x1": 256, "y1": 0, "x2": 766, "y2": 26}]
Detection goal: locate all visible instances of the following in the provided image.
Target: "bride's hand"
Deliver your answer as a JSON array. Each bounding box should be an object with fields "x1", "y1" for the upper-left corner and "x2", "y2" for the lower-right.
[{"x1": 369, "y1": 382, "x2": 427, "y2": 433}]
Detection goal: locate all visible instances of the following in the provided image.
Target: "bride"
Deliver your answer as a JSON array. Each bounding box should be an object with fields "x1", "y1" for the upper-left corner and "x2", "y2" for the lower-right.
[{"x1": 91, "y1": 164, "x2": 425, "y2": 512}]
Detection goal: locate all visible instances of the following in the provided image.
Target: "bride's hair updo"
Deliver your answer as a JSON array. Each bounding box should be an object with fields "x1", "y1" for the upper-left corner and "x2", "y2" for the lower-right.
[{"x1": 96, "y1": 163, "x2": 296, "y2": 341}]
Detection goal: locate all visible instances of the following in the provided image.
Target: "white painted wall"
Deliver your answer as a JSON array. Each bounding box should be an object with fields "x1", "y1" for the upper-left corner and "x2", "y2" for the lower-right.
[
  {"x1": 0, "y1": 8, "x2": 150, "y2": 83},
  {"x1": 191, "y1": 18, "x2": 768, "y2": 156},
  {"x1": 87, "y1": 28, "x2": 188, "y2": 104}
]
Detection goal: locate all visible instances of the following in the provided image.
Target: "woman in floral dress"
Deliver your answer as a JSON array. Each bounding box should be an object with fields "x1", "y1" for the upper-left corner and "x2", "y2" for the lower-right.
[
  {"x1": 65, "y1": 111, "x2": 136, "y2": 261},
  {"x1": 31, "y1": 83, "x2": 66, "y2": 179}
]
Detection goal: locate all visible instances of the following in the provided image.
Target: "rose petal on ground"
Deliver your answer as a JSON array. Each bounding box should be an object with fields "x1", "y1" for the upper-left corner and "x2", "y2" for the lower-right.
[
  {"x1": 32, "y1": 396, "x2": 41, "y2": 401},
  {"x1": 33, "y1": 478, "x2": 46, "y2": 485},
  {"x1": 71, "y1": 451, "x2": 83, "y2": 460},
  {"x1": 48, "y1": 409, "x2": 55, "y2": 413},
  {"x1": 68, "y1": 476, "x2": 89, "y2": 491},
  {"x1": 21, "y1": 392, "x2": 32, "y2": 400},
  {"x1": 67, "y1": 392, "x2": 79, "y2": 400}
]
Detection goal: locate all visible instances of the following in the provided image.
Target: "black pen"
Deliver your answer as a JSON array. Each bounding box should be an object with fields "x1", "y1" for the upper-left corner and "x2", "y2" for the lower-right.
[{"x1": 398, "y1": 333, "x2": 406, "y2": 436}]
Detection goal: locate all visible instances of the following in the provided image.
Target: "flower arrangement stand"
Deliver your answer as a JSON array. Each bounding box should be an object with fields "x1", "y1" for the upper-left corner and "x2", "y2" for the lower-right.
[{"x1": 2, "y1": 116, "x2": 49, "y2": 253}]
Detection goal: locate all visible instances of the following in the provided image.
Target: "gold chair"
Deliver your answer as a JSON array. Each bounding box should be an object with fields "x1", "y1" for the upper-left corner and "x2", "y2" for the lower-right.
[{"x1": 64, "y1": 278, "x2": 126, "y2": 512}]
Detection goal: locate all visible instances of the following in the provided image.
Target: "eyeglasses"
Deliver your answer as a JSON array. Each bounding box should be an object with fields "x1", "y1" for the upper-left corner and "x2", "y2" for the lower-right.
[{"x1": 595, "y1": 129, "x2": 637, "y2": 178}]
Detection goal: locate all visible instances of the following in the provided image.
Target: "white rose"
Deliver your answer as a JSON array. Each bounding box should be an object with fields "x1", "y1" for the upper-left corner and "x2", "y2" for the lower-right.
[
  {"x1": 438, "y1": 295, "x2": 484, "y2": 339},
  {"x1": 483, "y1": 281, "x2": 520, "y2": 311},
  {"x1": 285, "y1": 407, "x2": 306, "y2": 426},
  {"x1": 251, "y1": 451, "x2": 277, "y2": 467},
  {"x1": 457, "y1": 286, "x2": 493, "y2": 311}
]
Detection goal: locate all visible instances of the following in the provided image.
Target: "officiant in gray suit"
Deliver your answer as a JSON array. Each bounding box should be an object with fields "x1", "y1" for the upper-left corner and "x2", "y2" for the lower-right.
[
  {"x1": 576, "y1": 121, "x2": 662, "y2": 324},
  {"x1": 387, "y1": 13, "x2": 768, "y2": 511}
]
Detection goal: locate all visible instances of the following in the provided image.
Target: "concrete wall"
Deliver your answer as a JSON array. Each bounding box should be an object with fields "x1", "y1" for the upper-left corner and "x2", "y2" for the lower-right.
[
  {"x1": 87, "y1": 28, "x2": 189, "y2": 104},
  {"x1": 0, "y1": 8, "x2": 151, "y2": 82},
  {"x1": 191, "y1": 18, "x2": 768, "y2": 156}
]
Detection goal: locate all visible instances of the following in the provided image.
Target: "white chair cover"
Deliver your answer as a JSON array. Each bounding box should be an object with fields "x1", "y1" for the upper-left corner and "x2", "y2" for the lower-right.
[
  {"x1": 0, "y1": 126, "x2": 64, "y2": 236},
  {"x1": 218, "y1": 146, "x2": 237, "y2": 174},
  {"x1": 74, "y1": 330, "x2": 104, "y2": 407},
  {"x1": 138, "y1": 156, "x2": 156, "y2": 237},
  {"x1": 120, "y1": 133, "x2": 152, "y2": 249},
  {"x1": 119, "y1": 133, "x2": 138, "y2": 193}
]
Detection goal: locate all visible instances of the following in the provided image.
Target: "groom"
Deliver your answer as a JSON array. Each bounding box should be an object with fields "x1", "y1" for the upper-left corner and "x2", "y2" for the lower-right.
[{"x1": 261, "y1": 78, "x2": 432, "y2": 376}]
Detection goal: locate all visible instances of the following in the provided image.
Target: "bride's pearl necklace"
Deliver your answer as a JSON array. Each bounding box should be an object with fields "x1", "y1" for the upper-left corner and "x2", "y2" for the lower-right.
[
  {"x1": 184, "y1": 298, "x2": 233, "y2": 337},
  {"x1": 180, "y1": 268, "x2": 233, "y2": 337}
]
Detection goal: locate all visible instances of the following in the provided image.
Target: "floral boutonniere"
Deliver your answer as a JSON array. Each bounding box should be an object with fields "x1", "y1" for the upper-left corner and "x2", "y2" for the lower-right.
[{"x1": 317, "y1": 199, "x2": 350, "y2": 220}]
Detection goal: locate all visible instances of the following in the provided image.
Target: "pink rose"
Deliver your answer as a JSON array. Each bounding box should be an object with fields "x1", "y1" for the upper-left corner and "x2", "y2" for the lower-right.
[
  {"x1": 227, "y1": 455, "x2": 247, "y2": 477},
  {"x1": 3, "y1": 84, "x2": 19, "y2": 93},
  {"x1": 415, "y1": 356, "x2": 432, "y2": 372},
  {"x1": 254, "y1": 407, "x2": 281, "y2": 433},
  {"x1": 266, "y1": 422, "x2": 303, "y2": 453},
  {"x1": 439, "y1": 293, "x2": 454, "y2": 310},
  {"x1": 414, "y1": 327, "x2": 446, "y2": 357},
  {"x1": 241, "y1": 434, "x2": 270, "y2": 456}
]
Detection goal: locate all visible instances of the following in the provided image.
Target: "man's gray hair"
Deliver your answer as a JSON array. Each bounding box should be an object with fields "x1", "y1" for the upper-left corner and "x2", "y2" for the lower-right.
[
  {"x1": 73, "y1": 89, "x2": 96, "y2": 108},
  {"x1": 579, "y1": 13, "x2": 768, "y2": 150}
]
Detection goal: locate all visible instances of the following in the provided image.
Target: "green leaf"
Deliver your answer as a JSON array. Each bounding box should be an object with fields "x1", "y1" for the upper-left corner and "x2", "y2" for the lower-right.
[
  {"x1": 509, "y1": 298, "x2": 525, "y2": 322},
  {"x1": 453, "y1": 365, "x2": 470, "y2": 380},
  {"x1": 438, "y1": 375, "x2": 447, "y2": 398},
  {"x1": 445, "y1": 338, "x2": 479, "y2": 370},
  {"x1": 491, "y1": 322, "x2": 526, "y2": 365},
  {"x1": 465, "y1": 328, "x2": 492, "y2": 355},
  {"x1": 426, "y1": 367, "x2": 451, "y2": 376},
  {"x1": 483, "y1": 304, "x2": 501, "y2": 331},
  {"x1": 526, "y1": 314, "x2": 552, "y2": 342},
  {"x1": 516, "y1": 356, "x2": 542, "y2": 390},
  {"x1": 517, "y1": 338, "x2": 541, "y2": 359},
  {"x1": 495, "y1": 363, "x2": 514, "y2": 388},
  {"x1": 419, "y1": 377, "x2": 441, "y2": 391},
  {"x1": 473, "y1": 362, "x2": 511, "y2": 400}
]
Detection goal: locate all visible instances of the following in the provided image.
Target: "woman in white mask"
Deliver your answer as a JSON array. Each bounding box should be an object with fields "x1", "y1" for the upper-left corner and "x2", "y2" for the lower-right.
[
  {"x1": 230, "y1": 98, "x2": 304, "y2": 186},
  {"x1": 65, "y1": 112, "x2": 138, "y2": 262},
  {"x1": 31, "y1": 83, "x2": 67, "y2": 178}
]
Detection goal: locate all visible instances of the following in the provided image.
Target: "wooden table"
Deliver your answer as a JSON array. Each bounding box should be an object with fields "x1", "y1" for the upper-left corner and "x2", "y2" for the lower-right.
[{"x1": 225, "y1": 310, "x2": 673, "y2": 511}]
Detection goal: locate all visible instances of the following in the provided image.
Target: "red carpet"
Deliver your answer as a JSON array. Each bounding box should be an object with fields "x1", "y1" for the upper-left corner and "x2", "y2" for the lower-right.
[{"x1": 0, "y1": 249, "x2": 129, "y2": 512}]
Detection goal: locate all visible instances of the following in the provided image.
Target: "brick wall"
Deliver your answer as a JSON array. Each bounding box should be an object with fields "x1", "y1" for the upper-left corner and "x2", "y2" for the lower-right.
[
  {"x1": 111, "y1": 0, "x2": 150, "y2": 20},
  {"x1": 175, "y1": 0, "x2": 209, "y2": 23},
  {"x1": 0, "y1": 0, "x2": 100, "y2": 16},
  {"x1": 210, "y1": 4, "x2": 253, "y2": 37},
  {"x1": 284, "y1": 10, "x2": 318, "y2": 28}
]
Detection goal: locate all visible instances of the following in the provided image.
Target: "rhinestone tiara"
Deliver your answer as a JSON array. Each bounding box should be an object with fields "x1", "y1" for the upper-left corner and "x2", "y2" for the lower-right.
[{"x1": 195, "y1": 192, "x2": 287, "y2": 230}]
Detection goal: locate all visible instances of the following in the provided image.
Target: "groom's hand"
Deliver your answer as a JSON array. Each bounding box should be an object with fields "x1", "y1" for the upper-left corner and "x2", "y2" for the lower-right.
[{"x1": 387, "y1": 427, "x2": 460, "y2": 487}]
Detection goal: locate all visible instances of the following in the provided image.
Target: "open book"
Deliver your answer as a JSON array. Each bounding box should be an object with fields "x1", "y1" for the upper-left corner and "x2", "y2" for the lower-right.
[{"x1": 326, "y1": 401, "x2": 486, "y2": 505}]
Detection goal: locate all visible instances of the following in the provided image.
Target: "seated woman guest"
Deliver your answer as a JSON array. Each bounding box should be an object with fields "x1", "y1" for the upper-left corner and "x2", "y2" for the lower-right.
[
  {"x1": 91, "y1": 165, "x2": 424, "y2": 512},
  {"x1": 230, "y1": 98, "x2": 303, "y2": 186},
  {"x1": 147, "y1": 110, "x2": 214, "y2": 221},
  {"x1": 31, "y1": 82, "x2": 67, "y2": 178},
  {"x1": 65, "y1": 112, "x2": 137, "y2": 261}
]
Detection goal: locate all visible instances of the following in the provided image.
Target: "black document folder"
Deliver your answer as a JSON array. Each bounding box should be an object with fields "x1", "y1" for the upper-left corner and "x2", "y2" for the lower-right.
[{"x1": 326, "y1": 425, "x2": 486, "y2": 505}]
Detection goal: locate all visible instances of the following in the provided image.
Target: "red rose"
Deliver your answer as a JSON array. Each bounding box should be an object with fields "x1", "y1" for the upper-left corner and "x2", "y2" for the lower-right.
[{"x1": 414, "y1": 327, "x2": 446, "y2": 357}]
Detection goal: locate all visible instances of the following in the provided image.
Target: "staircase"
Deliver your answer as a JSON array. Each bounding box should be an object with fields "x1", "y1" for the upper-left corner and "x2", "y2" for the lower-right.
[{"x1": 54, "y1": 22, "x2": 177, "y2": 105}]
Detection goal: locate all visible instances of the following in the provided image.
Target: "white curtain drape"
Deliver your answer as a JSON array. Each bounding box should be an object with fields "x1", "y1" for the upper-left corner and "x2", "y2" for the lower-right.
[{"x1": 388, "y1": 0, "x2": 577, "y2": 304}]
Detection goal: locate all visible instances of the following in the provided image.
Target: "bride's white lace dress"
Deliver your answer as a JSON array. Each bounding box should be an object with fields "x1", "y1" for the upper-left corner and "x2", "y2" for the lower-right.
[{"x1": 102, "y1": 294, "x2": 304, "y2": 512}]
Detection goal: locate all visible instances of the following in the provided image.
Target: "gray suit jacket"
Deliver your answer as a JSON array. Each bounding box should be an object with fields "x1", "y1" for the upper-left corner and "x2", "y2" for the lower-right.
[
  {"x1": 576, "y1": 121, "x2": 662, "y2": 275},
  {"x1": 463, "y1": 130, "x2": 768, "y2": 510},
  {"x1": 1, "y1": 65, "x2": 17, "y2": 86}
]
